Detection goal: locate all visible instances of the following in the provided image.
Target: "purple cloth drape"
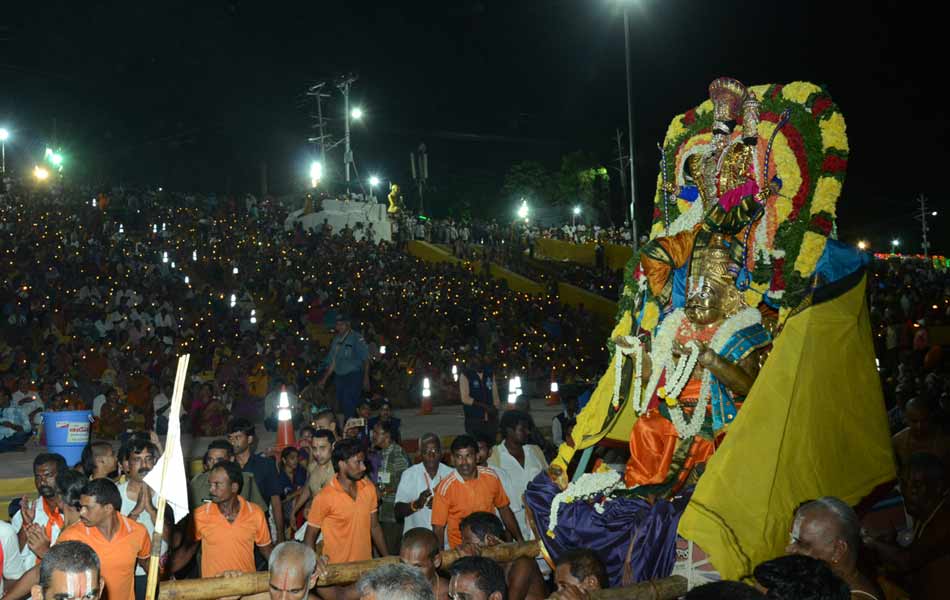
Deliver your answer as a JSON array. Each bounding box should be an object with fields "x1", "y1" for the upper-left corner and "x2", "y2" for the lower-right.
[{"x1": 525, "y1": 472, "x2": 690, "y2": 586}]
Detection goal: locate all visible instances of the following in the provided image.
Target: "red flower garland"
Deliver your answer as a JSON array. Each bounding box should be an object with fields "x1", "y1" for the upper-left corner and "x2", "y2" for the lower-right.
[
  {"x1": 770, "y1": 258, "x2": 786, "y2": 291},
  {"x1": 811, "y1": 97, "x2": 833, "y2": 117},
  {"x1": 821, "y1": 155, "x2": 848, "y2": 173},
  {"x1": 810, "y1": 215, "x2": 833, "y2": 236},
  {"x1": 684, "y1": 109, "x2": 697, "y2": 125}
]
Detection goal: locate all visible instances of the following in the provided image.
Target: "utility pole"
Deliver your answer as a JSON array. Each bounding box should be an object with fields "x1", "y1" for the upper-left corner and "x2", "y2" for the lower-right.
[
  {"x1": 410, "y1": 143, "x2": 429, "y2": 215},
  {"x1": 337, "y1": 74, "x2": 358, "y2": 196},
  {"x1": 914, "y1": 194, "x2": 933, "y2": 259},
  {"x1": 623, "y1": 8, "x2": 639, "y2": 253},
  {"x1": 306, "y1": 82, "x2": 330, "y2": 167},
  {"x1": 611, "y1": 129, "x2": 628, "y2": 212}
]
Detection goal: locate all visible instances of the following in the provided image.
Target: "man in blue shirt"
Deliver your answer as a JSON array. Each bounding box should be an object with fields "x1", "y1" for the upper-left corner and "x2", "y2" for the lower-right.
[
  {"x1": 319, "y1": 314, "x2": 370, "y2": 419},
  {"x1": 0, "y1": 388, "x2": 31, "y2": 452}
]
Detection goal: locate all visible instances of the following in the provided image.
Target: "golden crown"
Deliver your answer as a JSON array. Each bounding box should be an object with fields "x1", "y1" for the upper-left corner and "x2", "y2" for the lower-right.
[{"x1": 709, "y1": 77, "x2": 748, "y2": 123}]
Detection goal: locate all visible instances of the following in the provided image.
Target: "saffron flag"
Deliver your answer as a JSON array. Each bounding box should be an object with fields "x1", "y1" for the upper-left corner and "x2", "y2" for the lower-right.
[{"x1": 677, "y1": 271, "x2": 896, "y2": 579}]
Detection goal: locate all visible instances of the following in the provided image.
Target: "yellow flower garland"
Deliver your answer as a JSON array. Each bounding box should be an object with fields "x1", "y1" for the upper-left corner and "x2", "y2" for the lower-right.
[
  {"x1": 811, "y1": 177, "x2": 842, "y2": 217},
  {"x1": 781, "y1": 81, "x2": 821, "y2": 104},
  {"x1": 820, "y1": 112, "x2": 849, "y2": 152},
  {"x1": 794, "y1": 231, "x2": 827, "y2": 276}
]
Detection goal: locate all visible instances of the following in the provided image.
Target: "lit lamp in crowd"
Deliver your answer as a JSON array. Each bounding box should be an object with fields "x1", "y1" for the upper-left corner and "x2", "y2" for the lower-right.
[
  {"x1": 250, "y1": 309, "x2": 257, "y2": 324},
  {"x1": 452, "y1": 364, "x2": 458, "y2": 382},
  {"x1": 192, "y1": 250, "x2": 197, "y2": 261},
  {"x1": 421, "y1": 377, "x2": 433, "y2": 415},
  {"x1": 162, "y1": 251, "x2": 169, "y2": 264},
  {"x1": 547, "y1": 379, "x2": 560, "y2": 406},
  {"x1": 229, "y1": 293, "x2": 237, "y2": 308},
  {"x1": 309, "y1": 161, "x2": 323, "y2": 188},
  {"x1": 232, "y1": 266, "x2": 239, "y2": 275},
  {"x1": 118, "y1": 224, "x2": 124, "y2": 234},
  {"x1": 508, "y1": 375, "x2": 522, "y2": 404},
  {"x1": 91, "y1": 198, "x2": 97, "y2": 208},
  {"x1": 857, "y1": 240, "x2": 867, "y2": 251},
  {"x1": 170, "y1": 261, "x2": 176, "y2": 269},
  {"x1": 297, "y1": 295, "x2": 304, "y2": 303},
  {"x1": 275, "y1": 386, "x2": 296, "y2": 451},
  {"x1": 152, "y1": 224, "x2": 158, "y2": 234},
  {"x1": 379, "y1": 345, "x2": 387, "y2": 355},
  {"x1": 184, "y1": 276, "x2": 190, "y2": 285}
]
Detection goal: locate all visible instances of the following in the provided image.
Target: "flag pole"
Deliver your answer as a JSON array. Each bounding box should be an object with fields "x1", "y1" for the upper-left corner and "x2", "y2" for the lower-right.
[{"x1": 145, "y1": 354, "x2": 190, "y2": 600}]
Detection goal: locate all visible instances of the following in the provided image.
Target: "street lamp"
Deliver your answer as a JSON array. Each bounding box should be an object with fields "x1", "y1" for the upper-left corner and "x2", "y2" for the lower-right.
[
  {"x1": 350, "y1": 107, "x2": 364, "y2": 120},
  {"x1": 517, "y1": 199, "x2": 529, "y2": 222},
  {"x1": 572, "y1": 205, "x2": 581, "y2": 228},
  {"x1": 891, "y1": 239, "x2": 900, "y2": 250},
  {"x1": 368, "y1": 175, "x2": 381, "y2": 201},
  {"x1": 33, "y1": 166, "x2": 49, "y2": 181},
  {"x1": 309, "y1": 161, "x2": 322, "y2": 188},
  {"x1": 0, "y1": 127, "x2": 9, "y2": 175},
  {"x1": 857, "y1": 240, "x2": 867, "y2": 251}
]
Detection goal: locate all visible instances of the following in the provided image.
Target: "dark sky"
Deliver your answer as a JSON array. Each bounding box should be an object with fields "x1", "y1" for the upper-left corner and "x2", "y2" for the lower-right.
[{"x1": 1, "y1": 0, "x2": 945, "y2": 252}]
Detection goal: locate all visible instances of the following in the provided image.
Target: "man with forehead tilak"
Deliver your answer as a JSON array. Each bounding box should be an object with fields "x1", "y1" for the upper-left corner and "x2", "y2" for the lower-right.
[
  {"x1": 223, "y1": 541, "x2": 329, "y2": 600},
  {"x1": 31, "y1": 541, "x2": 102, "y2": 600}
]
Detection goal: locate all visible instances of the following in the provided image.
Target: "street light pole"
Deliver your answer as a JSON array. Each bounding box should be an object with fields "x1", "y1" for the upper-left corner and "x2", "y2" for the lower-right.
[
  {"x1": 0, "y1": 128, "x2": 8, "y2": 176},
  {"x1": 623, "y1": 8, "x2": 639, "y2": 253}
]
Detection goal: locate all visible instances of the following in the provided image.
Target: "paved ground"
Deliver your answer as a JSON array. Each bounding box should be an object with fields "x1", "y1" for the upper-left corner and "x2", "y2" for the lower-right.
[{"x1": 0, "y1": 402, "x2": 563, "y2": 480}]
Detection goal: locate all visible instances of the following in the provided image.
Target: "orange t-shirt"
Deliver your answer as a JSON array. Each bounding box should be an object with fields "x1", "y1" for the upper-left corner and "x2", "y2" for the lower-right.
[
  {"x1": 193, "y1": 496, "x2": 272, "y2": 576},
  {"x1": 58, "y1": 514, "x2": 150, "y2": 600},
  {"x1": 307, "y1": 477, "x2": 378, "y2": 563},
  {"x1": 431, "y1": 467, "x2": 510, "y2": 548}
]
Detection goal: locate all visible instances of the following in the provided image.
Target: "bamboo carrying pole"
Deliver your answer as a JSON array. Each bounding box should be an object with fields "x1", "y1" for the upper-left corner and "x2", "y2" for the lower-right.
[
  {"x1": 145, "y1": 354, "x2": 191, "y2": 600},
  {"x1": 159, "y1": 540, "x2": 541, "y2": 600}
]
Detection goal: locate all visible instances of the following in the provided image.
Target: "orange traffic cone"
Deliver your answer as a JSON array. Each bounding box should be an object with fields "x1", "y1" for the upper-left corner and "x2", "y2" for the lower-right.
[
  {"x1": 275, "y1": 385, "x2": 296, "y2": 452},
  {"x1": 420, "y1": 377, "x2": 433, "y2": 415},
  {"x1": 546, "y1": 370, "x2": 560, "y2": 406}
]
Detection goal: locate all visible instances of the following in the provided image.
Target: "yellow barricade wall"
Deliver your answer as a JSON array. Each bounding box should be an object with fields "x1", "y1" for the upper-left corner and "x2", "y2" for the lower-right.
[
  {"x1": 534, "y1": 239, "x2": 633, "y2": 271},
  {"x1": 557, "y1": 283, "x2": 617, "y2": 323}
]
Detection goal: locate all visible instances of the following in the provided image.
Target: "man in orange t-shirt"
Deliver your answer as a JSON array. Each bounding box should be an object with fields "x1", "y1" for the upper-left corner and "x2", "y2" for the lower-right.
[
  {"x1": 193, "y1": 461, "x2": 273, "y2": 576},
  {"x1": 304, "y1": 438, "x2": 389, "y2": 563},
  {"x1": 431, "y1": 435, "x2": 523, "y2": 548},
  {"x1": 57, "y1": 479, "x2": 150, "y2": 600}
]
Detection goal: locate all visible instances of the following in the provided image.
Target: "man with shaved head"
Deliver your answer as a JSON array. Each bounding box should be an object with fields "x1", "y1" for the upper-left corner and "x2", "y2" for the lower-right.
[
  {"x1": 786, "y1": 497, "x2": 883, "y2": 600},
  {"x1": 223, "y1": 541, "x2": 329, "y2": 600},
  {"x1": 399, "y1": 528, "x2": 449, "y2": 600}
]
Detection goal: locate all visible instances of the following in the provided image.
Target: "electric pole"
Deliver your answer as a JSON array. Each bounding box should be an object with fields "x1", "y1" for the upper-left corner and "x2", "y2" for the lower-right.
[
  {"x1": 306, "y1": 82, "x2": 330, "y2": 167},
  {"x1": 914, "y1": 194, "x2": 934, "y2": 259},
  {"x1": 410, "y1": 143, "x2": 429, "y2": 215},
  {"x1": 337, "y1": 73, "x2": 358, "y2": 196},
  {"x1": 611, "y1": 129, "x2": 628, "y2": 214}
]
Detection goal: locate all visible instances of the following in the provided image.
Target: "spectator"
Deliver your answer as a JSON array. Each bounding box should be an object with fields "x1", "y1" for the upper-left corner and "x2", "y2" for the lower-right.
[
  {"x1": 487, "y1": 411, "x2": 548, "y2": 541},
  {"x1": 395, "y1": 432, "x2": 453, "y2": 536},
  {"x1": 373, "y1": 420, "x2": 411, "y2": 554},
  {"x1": 116, "y1": 438, "x2": 165, "y2": 600},
  {"x1": 229, "y1": 418, "x2": 285, "y2": 543},
  {"x1": 187, "y1": 440, "x2": 267, "y2": 511},
  {"x1": 0, "y1": 387, "x2": 32, "y2": 452},
  {"x1": 80, "y1": 442, "x2": 117, "y2": 480},
  {"x1": 319, "y1": 315, "x2": 370, "y2": 419},
  {"x1": 13, "y1": 454, "x2": 69, "y2": 572}
]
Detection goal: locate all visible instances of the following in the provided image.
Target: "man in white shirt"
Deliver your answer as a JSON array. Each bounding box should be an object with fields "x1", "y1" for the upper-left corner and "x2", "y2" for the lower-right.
[
  {"x1": 117, "y1": 438, "x2": 167, "y2": 598},
  {"x1": 0, "y1": 388, "x2": 31, "y2": 451},
  {"x1": 394, "y1": 433, "x2": 453, "y2": 536},
  {"x1": 12, "y1": 377, "x2": 44, "y2": 429},
  {"x1": 0, "y1": 519, "x2": 25, "y2": 594},
  {"x1": 486, "y1": 411, "x2": 548, "y2": 541}
]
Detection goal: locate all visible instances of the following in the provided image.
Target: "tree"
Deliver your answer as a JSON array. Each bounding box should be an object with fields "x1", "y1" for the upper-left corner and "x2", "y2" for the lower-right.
[
  {"x1": 557, "y1": 151, "x2": 612, "y2": 225},
  {"x1": 501, "y1": 161, "x2": 554, "y2": 206}
]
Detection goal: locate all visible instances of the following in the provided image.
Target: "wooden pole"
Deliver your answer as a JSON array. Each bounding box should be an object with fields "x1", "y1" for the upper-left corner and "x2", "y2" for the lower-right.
[
  {"x1": 146, "y1": 355, "x2": 190, "y2": 600},
  {"x1": 159, "y1": 540, "x2": 541, "y2": 600},
  {"x1": 589, "y1": 576, "x2": 686, "y2": 600}
]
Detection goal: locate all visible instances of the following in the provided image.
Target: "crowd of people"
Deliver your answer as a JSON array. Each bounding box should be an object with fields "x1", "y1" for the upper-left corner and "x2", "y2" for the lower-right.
[
  {"x1": 1, "y1": 180, "x2": 949, "y2": 600},
  {"x1": 0, "y1": 184, "x2": 606, "y2": 443}
]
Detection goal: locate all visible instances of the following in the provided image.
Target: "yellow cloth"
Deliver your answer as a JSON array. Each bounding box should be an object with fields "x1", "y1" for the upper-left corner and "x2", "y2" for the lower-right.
[{"x1": 677, "y1": 273, "x2": 896, "y2": 579}]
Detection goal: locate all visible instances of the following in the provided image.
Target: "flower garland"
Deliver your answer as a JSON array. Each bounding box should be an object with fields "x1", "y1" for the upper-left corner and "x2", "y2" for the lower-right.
[
  {"x1": 547, "y1": 470, "x2": 623, "y2": 538},
  {"x1": 611, "y1": 335, "x2": 646, "y2": 413},
  {"x1": 644, "y1": 307, "x2": 762, "y2": 439}
]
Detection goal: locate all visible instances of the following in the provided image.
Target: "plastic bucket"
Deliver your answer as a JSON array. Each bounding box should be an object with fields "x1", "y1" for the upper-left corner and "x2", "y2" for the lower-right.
[{"x1": 43, "y1": 410, "x2": 93, "y2": 466}]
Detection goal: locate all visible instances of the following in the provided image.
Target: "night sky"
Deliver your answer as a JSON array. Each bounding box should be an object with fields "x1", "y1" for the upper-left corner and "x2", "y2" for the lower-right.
[{"x1": 1, "y1": 0, "x2": 944, "y2": 251}]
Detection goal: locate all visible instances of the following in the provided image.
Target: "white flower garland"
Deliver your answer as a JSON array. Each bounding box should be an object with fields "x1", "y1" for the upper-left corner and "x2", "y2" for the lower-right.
[
  {"x1": 547, "y1": 470, "x2": 623, "y2": 538},
  {"x1": 611, "y1": 336, "x2": 645, "y2": 413},
  {"x1": 643, "y1": 308, "x2": 762, "y2": 439}
]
